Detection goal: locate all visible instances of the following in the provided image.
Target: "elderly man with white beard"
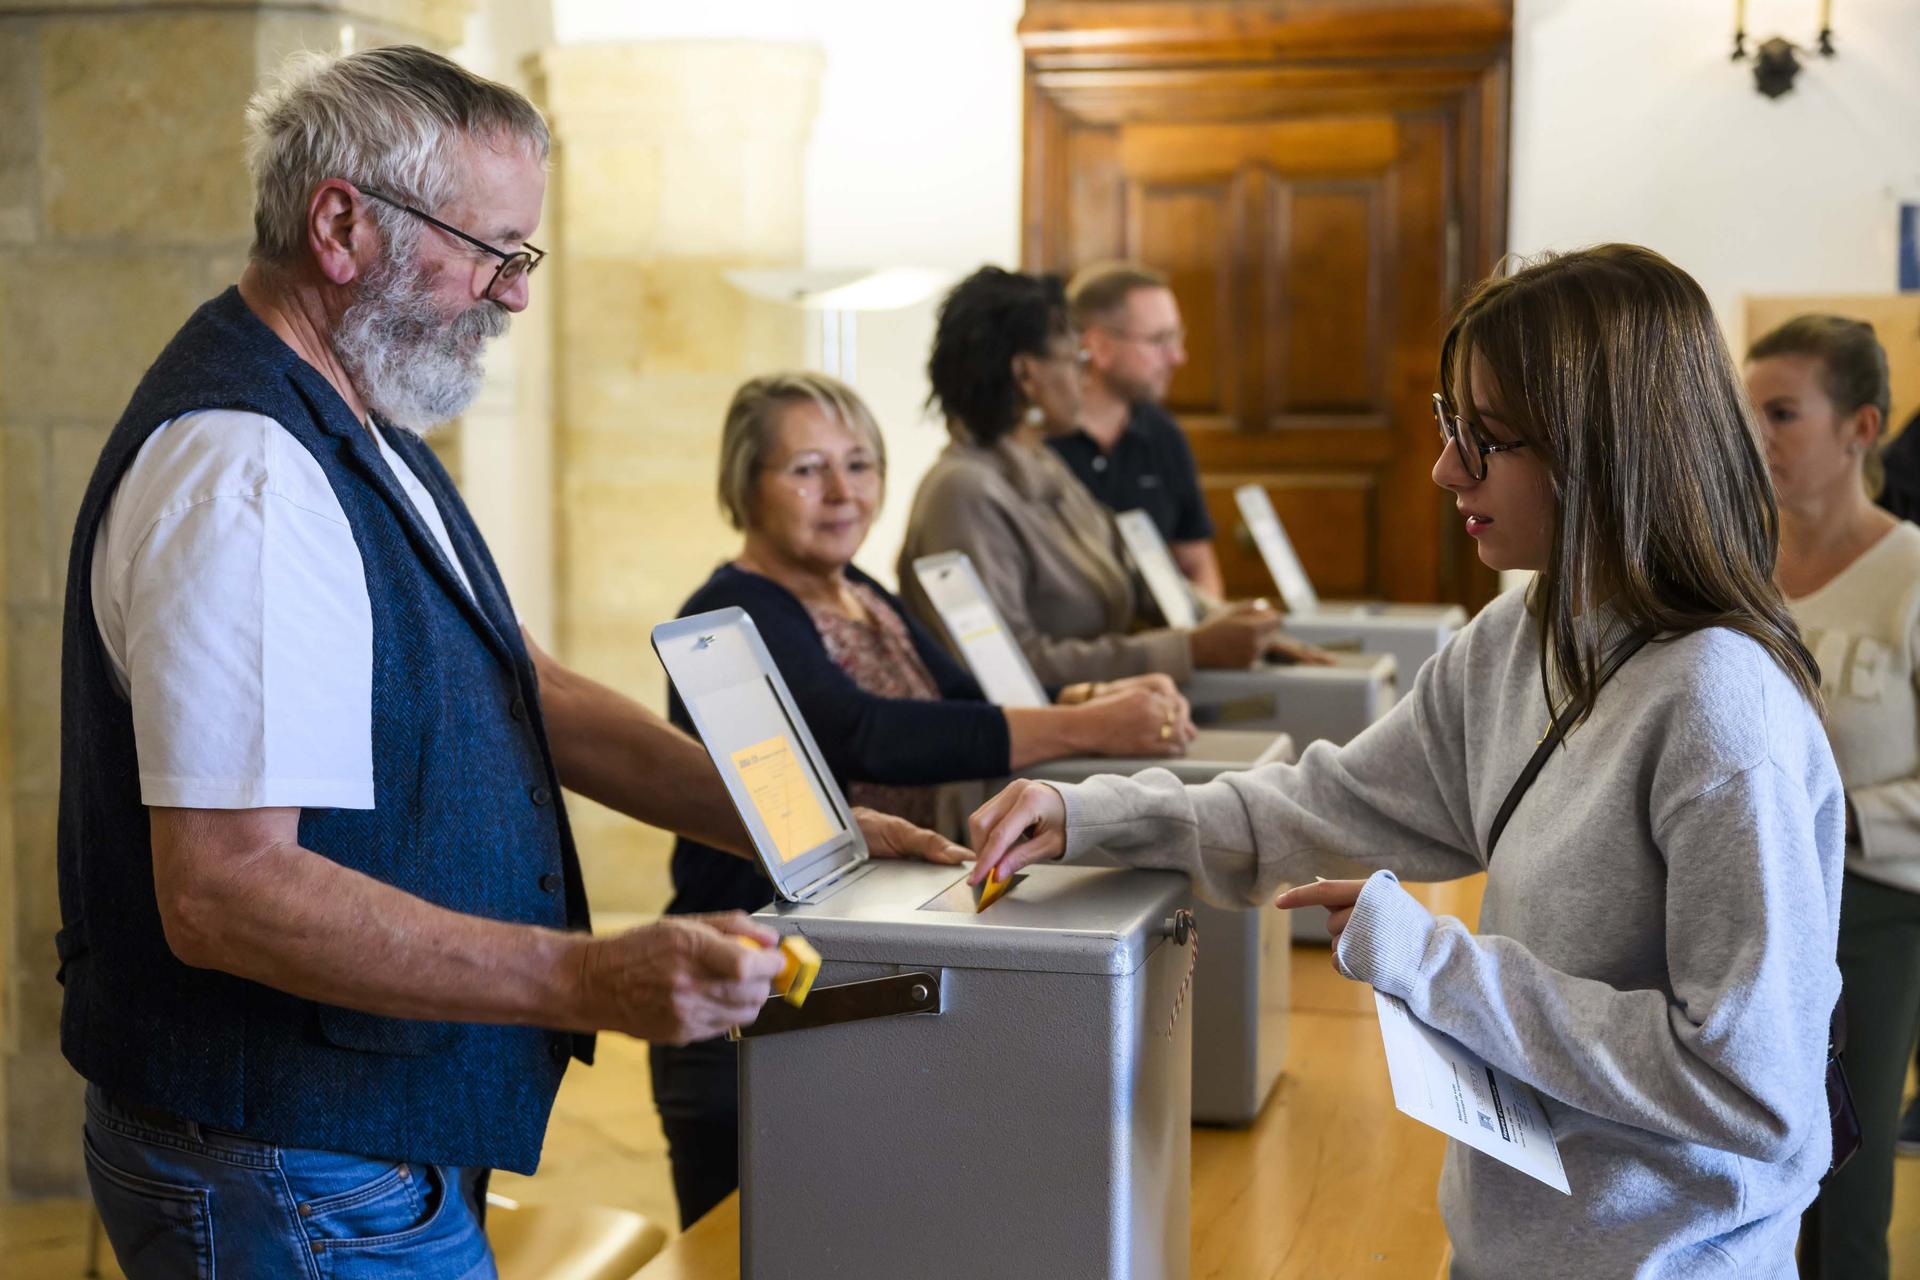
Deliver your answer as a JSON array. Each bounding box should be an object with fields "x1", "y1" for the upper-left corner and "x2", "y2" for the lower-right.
[{"x1": 55, "y1": 45, "x2": 962, "y2": 1279}]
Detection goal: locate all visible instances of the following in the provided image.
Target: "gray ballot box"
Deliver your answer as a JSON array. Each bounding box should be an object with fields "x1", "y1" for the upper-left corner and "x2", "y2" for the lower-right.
[
  {"x1": 1023, "y1": 732, "x2": 1292, "y2": 1127},
  {"x1": 913, "y1": 551, "x2": 1334, "y2": 1126},
  {"x1": 654, "y1": 608, "x2": 1196, "y2": 1280},
  {"x1": 1234, "y1": 484, "x2": 1465, "y2": 697}
]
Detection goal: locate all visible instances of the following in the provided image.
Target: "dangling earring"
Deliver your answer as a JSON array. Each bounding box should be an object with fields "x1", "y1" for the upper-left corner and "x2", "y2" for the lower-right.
[{"x1": 1024, "y1": 404, "x2": 1046, "y2": 427}]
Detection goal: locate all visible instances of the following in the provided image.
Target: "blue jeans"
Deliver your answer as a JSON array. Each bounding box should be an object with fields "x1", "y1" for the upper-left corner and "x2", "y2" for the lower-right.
[{"x1": 83, "y1": 1084, "x2": 497, "y2": 1280}]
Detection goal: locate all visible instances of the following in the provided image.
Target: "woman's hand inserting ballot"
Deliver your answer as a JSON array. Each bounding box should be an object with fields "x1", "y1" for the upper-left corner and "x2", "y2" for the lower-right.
[
  {"x1": 1273, "y1": 879, "x2": 1369, "y2": 963},
  {"x1": 854, "y1": 806, "x2": 970, "y2": 865},
  {"x1": 580, "y1": 912, "x2": 786, "y2": 1046},
  {"x1": 967, "y1": 778, "x2": 1069, "y2": 887}
]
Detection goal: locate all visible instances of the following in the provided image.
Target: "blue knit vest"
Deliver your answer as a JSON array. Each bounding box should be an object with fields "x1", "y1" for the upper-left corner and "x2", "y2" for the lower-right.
[{"x1": 54, "y1": 288, "x2": 591, "y2": 1174}]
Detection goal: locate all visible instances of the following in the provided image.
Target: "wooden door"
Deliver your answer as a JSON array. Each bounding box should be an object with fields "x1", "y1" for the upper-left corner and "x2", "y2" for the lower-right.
[{"x1": 1022, "y1": 1, "x2": 1512, "y2": 608}]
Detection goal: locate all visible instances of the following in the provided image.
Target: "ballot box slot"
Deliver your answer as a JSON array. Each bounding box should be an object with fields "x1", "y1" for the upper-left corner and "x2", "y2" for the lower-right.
[
  {"x1": 916, "y1": 872, "x2": 1028, "y2": 914},
  {"x1": 731, "y1": 970, "x2": 942, "y2": 1040},
  {"x1": 1189, "y1": 692, "x2": 1278, "y2": 727}
]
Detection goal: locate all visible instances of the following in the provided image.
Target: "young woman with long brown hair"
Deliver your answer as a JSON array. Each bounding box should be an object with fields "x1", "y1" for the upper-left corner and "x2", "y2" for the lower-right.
[{"x1": 968, "y1": 245, "x2": 1844, "y2": 1278}]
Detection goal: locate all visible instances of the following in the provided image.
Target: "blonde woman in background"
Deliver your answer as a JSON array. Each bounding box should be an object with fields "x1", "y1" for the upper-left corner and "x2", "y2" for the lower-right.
[
  {"x1": 649, "y1": 371, "x2": 1199, "y2": 1227},
  {"x1": 1746, "y1": 315, "x2": 1920, "y2": 1280}
]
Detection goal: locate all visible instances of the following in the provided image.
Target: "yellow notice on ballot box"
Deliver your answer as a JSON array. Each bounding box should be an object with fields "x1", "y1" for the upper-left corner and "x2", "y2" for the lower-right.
[{"x1": 731, "y1": 734, "x2": 836, "y2": 863}]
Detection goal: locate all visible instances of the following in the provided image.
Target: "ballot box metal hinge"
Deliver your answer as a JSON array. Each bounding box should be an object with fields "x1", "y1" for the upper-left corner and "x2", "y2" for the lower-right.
[{"x1": 731, "y1": 971, "x2": 943, "y2": 1040}]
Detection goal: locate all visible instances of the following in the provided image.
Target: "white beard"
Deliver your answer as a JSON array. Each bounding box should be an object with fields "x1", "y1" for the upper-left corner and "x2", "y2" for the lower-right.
[{"x1": 332, "y1": 252, "x2": 510, "y2": 434}]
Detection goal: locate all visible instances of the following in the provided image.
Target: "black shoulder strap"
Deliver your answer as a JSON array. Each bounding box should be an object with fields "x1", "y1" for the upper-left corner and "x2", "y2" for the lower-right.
[{"x1": 1486, "y1": 629, "x2": 1655, "y2": 859}]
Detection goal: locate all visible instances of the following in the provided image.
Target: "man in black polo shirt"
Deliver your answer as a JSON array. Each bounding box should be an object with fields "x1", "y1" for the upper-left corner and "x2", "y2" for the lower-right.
[{"x1": 1050, "y1": 261, "x2": 1223, "y2": 597}]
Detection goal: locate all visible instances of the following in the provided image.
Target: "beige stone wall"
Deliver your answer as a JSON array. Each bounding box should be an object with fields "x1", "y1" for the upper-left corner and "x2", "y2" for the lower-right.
[
  {"x1": 532, "y1": 42, "x2": 818, "y2": 913},
  {"x1": 0, "y1": 0, "x2": 470, "y2": 1198}
]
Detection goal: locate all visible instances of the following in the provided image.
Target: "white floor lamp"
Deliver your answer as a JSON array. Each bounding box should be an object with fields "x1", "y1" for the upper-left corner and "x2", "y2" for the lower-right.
[{"x1": 723, "y1": 267, "x2": 953, "y2": 382}]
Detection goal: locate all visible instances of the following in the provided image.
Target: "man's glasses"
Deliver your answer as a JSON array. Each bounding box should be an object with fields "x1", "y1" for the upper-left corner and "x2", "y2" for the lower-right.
[
  {"x1": 1432, "y1": 393, "x2": 1530, "y2": 481},
  {"x1": 359, "y1": 188, "x2": 545, "y2": 302},
  {"x1": 1101, "y1": 324, "x2": 1186, "y2": 351}
]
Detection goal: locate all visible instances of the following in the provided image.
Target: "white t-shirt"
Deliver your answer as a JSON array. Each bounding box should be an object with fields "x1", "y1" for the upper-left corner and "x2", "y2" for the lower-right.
[{"x1": 90, "y1": 409, "x2": 474, "y2": 811}]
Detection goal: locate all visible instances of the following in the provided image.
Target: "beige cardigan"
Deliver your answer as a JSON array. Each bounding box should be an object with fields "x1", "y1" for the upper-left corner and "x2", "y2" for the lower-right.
[
  {"x1": 896, "y1": 437, "x2": 1193, "y2": 685},
  {"x1": 1786, "y1": 520, "x2": 1920, "y2": 894}
]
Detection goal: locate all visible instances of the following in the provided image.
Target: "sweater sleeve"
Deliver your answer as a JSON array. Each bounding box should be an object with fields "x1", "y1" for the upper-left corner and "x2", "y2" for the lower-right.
[
  {"x1": 1056, "y1": 647, "x2": 1486, "y2": 905},
  {"x1": 1848, "y1": 607, "x2": 1920, "y2": 863},
  {"x1": 911, "y1": 468, "x2": 1193, "y2": 686},
  {"x1": 703, "y1": 572, "x2": 1011, "y2": 786},
  {"x1": 1851, "y1": 771, "x2": 1920, "y2": 863},
  {"x1": 1335, "y1": 753, "x2": 1839, "y2": 1164}
]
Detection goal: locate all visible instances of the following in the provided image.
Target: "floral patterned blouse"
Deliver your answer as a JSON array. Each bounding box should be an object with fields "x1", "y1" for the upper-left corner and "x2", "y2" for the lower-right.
[{"x1": 803, "y1": 579, "x2": 947, "y2": 830}]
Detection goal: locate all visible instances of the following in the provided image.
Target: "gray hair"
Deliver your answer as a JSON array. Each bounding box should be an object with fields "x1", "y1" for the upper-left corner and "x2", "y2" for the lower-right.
[
  {"x1": 245, "y1": 44, "x2": 549, "y2": 269},
  {"x1": 719, "y1": 372, "x2": 887, "y2": 531}
]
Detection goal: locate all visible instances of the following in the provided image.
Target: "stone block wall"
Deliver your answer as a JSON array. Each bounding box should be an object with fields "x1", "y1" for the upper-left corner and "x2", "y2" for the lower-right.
[
  {"x1": 533, "y1": 42, "x2": 818, "y2": 909},
  {"x1": 0, "y1": 0, "x2": 469, "y2": 1199}
]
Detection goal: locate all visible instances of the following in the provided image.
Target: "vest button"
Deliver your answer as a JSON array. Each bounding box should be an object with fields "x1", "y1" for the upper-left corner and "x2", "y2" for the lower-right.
[
  {"x1": 509, "y1": 696, "x2": 528, "y2": 721},
  {"x1": 530, "y1": 784, "x2": 552, "y2": 806},
  {"x1": 538, "y1": 872, "x2": 561, "y2": 893}
]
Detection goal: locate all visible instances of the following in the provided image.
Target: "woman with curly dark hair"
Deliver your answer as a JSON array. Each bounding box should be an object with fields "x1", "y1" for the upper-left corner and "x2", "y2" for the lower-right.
[{"x1": 896, "y1": 265, "x2": 1313, "y2": 686}]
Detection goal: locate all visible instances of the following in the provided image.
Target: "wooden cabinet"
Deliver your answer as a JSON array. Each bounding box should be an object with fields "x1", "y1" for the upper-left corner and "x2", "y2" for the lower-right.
[{"x1": 1021, "y1": 1, "x2": 1512, "y2": 608}]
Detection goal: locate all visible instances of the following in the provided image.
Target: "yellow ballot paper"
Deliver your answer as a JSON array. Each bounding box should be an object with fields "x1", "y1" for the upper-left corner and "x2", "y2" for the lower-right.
[
  {"x1": 973, "y1": 871, "x2": 1014, "y2": 912},
  {"x1": 739, "y1": 934, "x2": 822, "y2": 1007},
  {"x1": 731, "y1": 734, "x2": 835, "y2": 863}
]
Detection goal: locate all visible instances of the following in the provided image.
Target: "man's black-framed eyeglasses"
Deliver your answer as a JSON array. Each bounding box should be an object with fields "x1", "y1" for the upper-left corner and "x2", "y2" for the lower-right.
[
  {"x1": 1432, "y1": 392, "x2": 1530, "y2": 481},
  {"x1": 359, "y1": 187, "x2": 545, "y2": 302}
]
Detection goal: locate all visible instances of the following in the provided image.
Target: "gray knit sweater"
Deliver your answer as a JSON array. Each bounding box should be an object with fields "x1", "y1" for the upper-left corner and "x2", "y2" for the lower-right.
[{"x1": 1058, "y1": 588, "x2": 1844, "y2": 1279}]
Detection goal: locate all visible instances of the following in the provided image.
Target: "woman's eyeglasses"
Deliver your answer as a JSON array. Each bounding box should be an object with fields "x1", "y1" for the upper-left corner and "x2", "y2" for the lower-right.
[
  {"x1": 1432, "y1": 393, "x2": 1530, "y2": 481},
  {"x1": 765, "y1": 454, "x2": 883, "y2": 499}
]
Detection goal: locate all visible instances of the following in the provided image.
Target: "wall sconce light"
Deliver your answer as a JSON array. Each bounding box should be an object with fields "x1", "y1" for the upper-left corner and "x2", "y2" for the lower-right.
[{"x1": 1732, "y1": 1, "x2": 1836, "y2": 99}]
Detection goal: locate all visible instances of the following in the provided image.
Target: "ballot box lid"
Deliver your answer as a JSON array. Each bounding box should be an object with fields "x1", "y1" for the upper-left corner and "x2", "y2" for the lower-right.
[
  {"x1": 1233, "y1": 483, "x2": 1319, "y2": 615},
  {"x1": 653, "y1": 607, "x2": 869, "y2": 902},
  {"x1": 910, "y1": 550, "x2": 1051, "y2": 709},
  {"x1": 757, "y1": 861, "x2": 1190, "y2": 977},
  {"x1": 1114, "y1": 509, "x2": 1201, "y2": 630}
]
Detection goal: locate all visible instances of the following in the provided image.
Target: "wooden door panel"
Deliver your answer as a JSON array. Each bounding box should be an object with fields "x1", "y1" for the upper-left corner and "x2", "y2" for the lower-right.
[
  {"x1": 1119, "y1": 117, "x2": 1398, "y2": 180},
  {"x1": 1064, "y1": 125, "x2": 1124, "y2": 268},
  {"x1": 1265, "y1": 178, "x2": 1389, "y2": 425},
  {"x1": 1024, "y1": 2, "x2": 1510, "y2": 610},
  {"x1": 1377, "y1": 113, "x2": 1452, "y2": 602},
  {"x1": 1127, "y1": 181, "x2": 1238, "y2": 424}
]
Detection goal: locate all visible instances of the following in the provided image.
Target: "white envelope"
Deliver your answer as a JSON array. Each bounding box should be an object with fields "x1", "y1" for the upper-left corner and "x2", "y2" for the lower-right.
[{"x1": 1374, "y1": 991, "x2": 1571, "y2": 1195}]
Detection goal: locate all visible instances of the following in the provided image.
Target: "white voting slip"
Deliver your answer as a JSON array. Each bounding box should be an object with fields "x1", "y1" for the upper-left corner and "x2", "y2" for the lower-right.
[
  {"x1": 1233, "y1": 484, "x2": 1465, "y2": 701},
  {"x1": 1375, "y1": 991, "x2": 1570, "y2": 1194},
  {"x1": 911, "y1": 551, "x2": 1050, "y2": 708},
  {"x1": 1233, "y1": 484, "x2": 1321, "y2": 615},
  {"x1": 653, "y1": 609, "x2": 874, "y2": 902},
  {"x1": 1116, "y1": 508, "x2": 1202, "y2": 629}
]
